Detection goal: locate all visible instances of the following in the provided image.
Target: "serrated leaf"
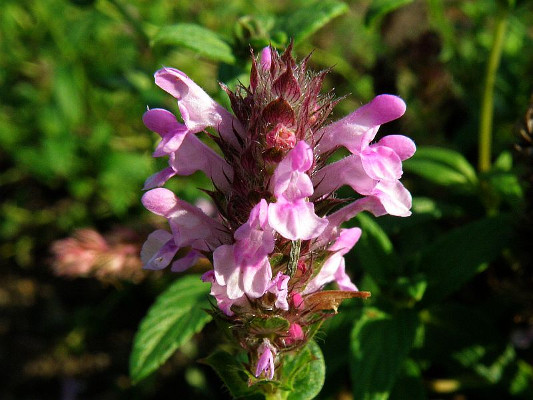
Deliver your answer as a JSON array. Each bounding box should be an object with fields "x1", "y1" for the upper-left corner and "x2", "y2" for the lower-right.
[
  {"x1": 152, "y1": 23, "x2": 235, "y2": 64},
  {"x1": 350, "y1": 308, "x2": 419, "y2": 400},
  {"x1": 130, "y1": 275, "x2": 212, "y2": 383},
  {"x1": 365, "y1": 0, "x2": 415, "y2": 26},
  {"x1": 283, "y1": 341, "x2": 326, "y2": 400},
  {"x1": 403, "y1": 146, "x2": 478, "y2": 190},
  {"x1": 274, "y1": 0, "x2": 348, "y2": 45},
  {"x1": 420, "y1": 214, "x2": 513, "y2": 305}
]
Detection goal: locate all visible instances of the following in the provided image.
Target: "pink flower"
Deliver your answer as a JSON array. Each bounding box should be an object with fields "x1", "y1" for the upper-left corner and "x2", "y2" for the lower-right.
[
  {"x1": 154, "y1": 67, "x2": 245, "y2": 146},
  {"x1": 285, "y1": 323, "x2": 305, "y2": 345},
  {"x1": 201, "y1": 270, "x2": 247, "y2": 316},
  {"x1": 291, "y1": 293, "x2": 304, "y2": 310},
  {"x1": 213, "y1": 244, "x2": 272, "y2": 300},
  {"x1": 255, "y1": 339, "x2": 276, "y2": 380},
  {"x1": 305, "y1": 228, "x2": 361, "y2": 294},
  {"x1": 317, "y1": 94, "x2": 407, "y2": 155},
  {"x1": 312, "y1": 155, "x2": 412, "y2": 217},
  {"x1": 51, "y1": 228, "x2": 143, "y2": 282},
  {"x1": 142, "y1": 188, "x2": 231, "y2": 250},
  {"x1": 234, "y1": 200, "x2": 275, "y2": 268},
  {"x1": 267, "y1": 272, "x2": 290, "y2": 310},
  {"x1": 268, "y1": 141, "x2": 328, "y2": 240},
  {"x1": 212, "y1": 201, "x2": 274, "y2": 304},
  {"x1": 140, "y1": 46, "x2": 416, "y2": 379}
]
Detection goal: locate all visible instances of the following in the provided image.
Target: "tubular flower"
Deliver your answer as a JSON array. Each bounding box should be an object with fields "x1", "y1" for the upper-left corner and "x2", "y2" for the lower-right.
[
  {"x1": 141, "y1": 44, "x2": 415, "y2": 381},
  {"x1": 255, "y1": 339, "x2": 277, "y2": 380}
]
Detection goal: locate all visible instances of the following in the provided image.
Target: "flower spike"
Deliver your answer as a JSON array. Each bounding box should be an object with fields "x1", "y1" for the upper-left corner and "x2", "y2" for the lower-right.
[{"x1": 140, "y1": 45, "x2": 415, "y2": 382}]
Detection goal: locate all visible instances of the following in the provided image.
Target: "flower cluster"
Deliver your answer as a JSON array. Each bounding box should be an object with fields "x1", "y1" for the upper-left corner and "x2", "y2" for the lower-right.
[
  {"x1": 141, "y1": 45, "x2": 415, "y2": 381},
  {"x1": 51, "y1": 228, "x2": 145, "y2": 283}
]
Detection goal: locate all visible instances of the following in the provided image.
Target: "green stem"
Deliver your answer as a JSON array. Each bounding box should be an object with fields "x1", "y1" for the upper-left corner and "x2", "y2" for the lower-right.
[
  {"x1": 287, "y1": 239, "x2": 301, "y2": 277},
  {"x1": 478, "y1": 13, "x2": 508, "y2": 173}
]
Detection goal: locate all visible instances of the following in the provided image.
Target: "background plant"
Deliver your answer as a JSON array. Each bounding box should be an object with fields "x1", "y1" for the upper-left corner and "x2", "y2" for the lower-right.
[{"x1": 1, "y1": 0, "x2": 532, "y2": 399}]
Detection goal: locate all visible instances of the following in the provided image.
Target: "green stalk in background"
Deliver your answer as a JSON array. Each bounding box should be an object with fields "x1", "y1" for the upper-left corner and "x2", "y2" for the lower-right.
[{"x1": 478, "y1": 12, "x2": 508, "y2": 173}]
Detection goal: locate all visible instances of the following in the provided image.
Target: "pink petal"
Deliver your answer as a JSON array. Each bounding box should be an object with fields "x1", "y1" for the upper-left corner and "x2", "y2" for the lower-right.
[
  {"x1": 153, "y1": 127, "x2": 188, "y2": 157},
  {"x1": 361, "y1": 145, "x2": 403, "y2": 181},
  {"x1": 371, "y1": 180, "x2": 412, "y2": 217},
  {"x1": 304, "y1": 252, "x2": 342, "y2": 294},
  {"x1": 271, "y1": 141, "x2": 314, "y2": 199},
  {"x1": 287, "y1": 323, "x2": 304, "y2": 342},
  {"x1": 290, "y1": 141, "x2": 314, "y2": 171},
  {"x1": 232, "y1": 200, "x2": 275, "y2": 268},
  {"x1": 255, "y1": 339, "x2": 276, "y2": 380},
  {"x1": 213, "y1": 245, "x2": 244, "y2": 300},
  {"x1": 234, "y1": 228, "x2": 275, "y2": 268},
  {"x1": 260, "y1": 47, "x2": 272, "y2": 70},
  {"x1": 268, "y1": 199, "x2": 328, "y2": 241},
  {"x1": 304, "y1": 253, "x2": 357, "y2": 294},
  {"x1": 334, "y1": 258, "x2": 358, "y2": 291},
  {"x1": 171, "y1": 250, "x2": 201, "y2": 272},
  {"x1": 140, "y1": 230, "x2": 178, "y2": 270},
  {"x1": 377, "y1": 135, "x2": 416, "y2": 160},
  {"x1": 142, "y1": 108, "x2": 180, "y2": 136},
  {"x1": 142, "y1": 188, "x2": 178, "y2": 216},
  {"x1": 241, "y1": 258, "x2": 272, "y2": 298},
  {"x1": 143, "y1": 167, "x2": 177, "y2": 190},
  {"x1": 268, "y1": 272, "x2": 289, "y2": 310},
  {"x1": 328, "y1": 228, "x2": 362, "y2": 255},
  {"x1": 234, "y1": 199, "x2": 270, "y2": 240}
]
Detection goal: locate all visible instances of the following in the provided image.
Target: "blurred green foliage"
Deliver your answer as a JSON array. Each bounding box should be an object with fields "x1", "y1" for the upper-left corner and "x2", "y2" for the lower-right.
[{"x1": 1, "y1": 0, "x2": 533, "y2": 399}]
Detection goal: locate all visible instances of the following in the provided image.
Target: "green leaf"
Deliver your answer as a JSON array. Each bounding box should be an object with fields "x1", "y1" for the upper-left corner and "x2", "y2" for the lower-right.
[
  {"x1": 353, "y1": 213, "x2": 397, "y2": 285},
  {"x1": 283, "y1": 341, "x2": 326, "y2": 400},
  {"x1": 365, "y1": 0, "x2": 415, "y2": 26},
  {"x1": 486, "y1": 170, "x2": 524, "y2": 208},
  {"x1": 152, "y1": 23, "x2": 235, "y2": 64},
  {"x1": 420, "y1": 214, "x2": 513, "y2": 305},
  {"x1": 130, "y1": 275, "x2": 212, "y2": 384},
  {"x1": 202, "y1": 350, "x2": 260, "y2": 399},
  {"x1": 403, "y1": 146, "x2": 478, "y2": 190},
  {"x1": 351, "y1": 308, "x2": 419, "y2": 400},
  {"x1": 274, "y1": 0, "x2": 348, "y2": 45},
  {"x1": 510, "y1": 360, "x2": 533, "y2": 396}
]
